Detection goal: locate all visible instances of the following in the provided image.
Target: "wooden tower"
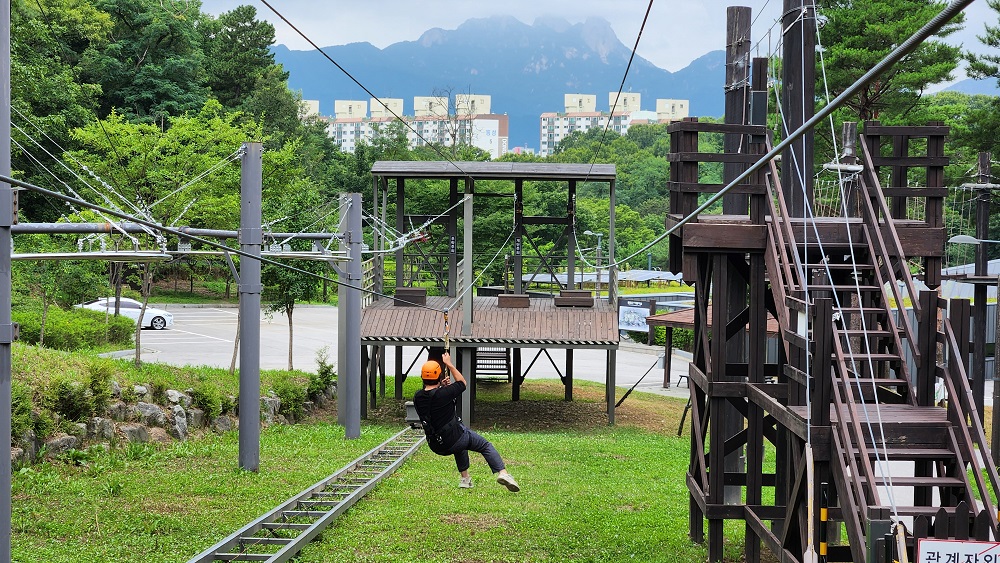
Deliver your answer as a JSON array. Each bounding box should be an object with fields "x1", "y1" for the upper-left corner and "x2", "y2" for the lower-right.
[{"x1": 669, "y1": 113, "x2": 1000, "y2": 561}]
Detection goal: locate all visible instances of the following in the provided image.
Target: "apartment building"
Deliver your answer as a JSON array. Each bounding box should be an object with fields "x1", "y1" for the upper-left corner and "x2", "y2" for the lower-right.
[
  {"x1": 328, "y1": 95, "x2": 509, "y2": 159},
  {"x1": 539, "y1": 93, "x2": 690, "y2": 156}
]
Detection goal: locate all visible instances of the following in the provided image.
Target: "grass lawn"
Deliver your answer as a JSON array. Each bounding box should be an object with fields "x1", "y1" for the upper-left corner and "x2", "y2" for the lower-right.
[{"x1": 11, "y1": 379, "x2": 754, "y2": 562}]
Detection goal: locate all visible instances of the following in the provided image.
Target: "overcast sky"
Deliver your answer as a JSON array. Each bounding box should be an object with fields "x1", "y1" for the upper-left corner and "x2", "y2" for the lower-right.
[{"x1": 204, "y1": 1, "x2": 992, "y2": 76}]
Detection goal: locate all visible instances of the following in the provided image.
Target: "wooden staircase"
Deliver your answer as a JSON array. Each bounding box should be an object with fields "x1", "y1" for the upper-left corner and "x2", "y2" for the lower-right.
[{"x1": 763, "y1": 135, "x2": 1000, "y2": 561}]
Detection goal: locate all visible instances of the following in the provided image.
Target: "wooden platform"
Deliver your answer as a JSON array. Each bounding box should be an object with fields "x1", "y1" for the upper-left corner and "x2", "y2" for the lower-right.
[
  {"x1": 360, "y1": 295, "x2": 619, "y2": 348},
  {"x1": 666, "y1": 214, "x2": 945, "y2": 257}
]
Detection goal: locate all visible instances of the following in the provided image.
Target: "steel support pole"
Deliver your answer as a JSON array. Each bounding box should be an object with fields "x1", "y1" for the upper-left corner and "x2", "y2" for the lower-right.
[
  {"x1": 608, "y1": 179, "x2": 617, "y2": 304},
  {"x1": 994, "y1": 276, "x2": 1000, "y2": 465},
  {"x1": 0, "y1": 0, "x2": 11, "y2": 558},
  {"x1": 974, "y1": 152, "x2": 991, "y2": 421},
  {"x1": 238, "y1": 142, "x2": 263, "y2": 472},
  {"x1": 341, "y1": 193, "x2": 362, "y2": 439}
]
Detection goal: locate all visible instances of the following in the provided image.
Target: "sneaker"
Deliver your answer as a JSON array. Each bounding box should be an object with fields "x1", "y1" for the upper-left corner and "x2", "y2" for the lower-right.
[
  {"x1": 459, "y1": 476, "x2": 473, "y2": 489},
  {"x1": 496, "y1": 473, "x2": 520, "y2": 492}
]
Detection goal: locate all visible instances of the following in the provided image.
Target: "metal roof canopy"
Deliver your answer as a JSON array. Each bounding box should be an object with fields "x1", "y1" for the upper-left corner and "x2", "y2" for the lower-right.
[{"x1": 371, "y1": 161, "x2": 617, "y2": 182}]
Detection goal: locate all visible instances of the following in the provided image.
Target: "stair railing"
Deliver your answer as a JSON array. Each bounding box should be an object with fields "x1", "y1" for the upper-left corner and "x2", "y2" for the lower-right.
[
  {"x1": 856, "y1": 140, "x2": 922, "y2": 396},
  {"x1": 763, "y1": 142, "x2": 878, "y2": 555},
  {"x1": 938, "y1": 297, "x2": 1000, "y2": 535}
]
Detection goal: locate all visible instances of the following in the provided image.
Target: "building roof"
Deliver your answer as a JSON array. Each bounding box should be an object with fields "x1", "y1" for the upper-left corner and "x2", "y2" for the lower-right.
[
  {"x1": 646, "y1": 306, "x2": 781, "y2": 335},
  {"x1": 361, "y1": 295, "x2": 619, "y2": 347},
  {"x1": 370, "y1": 161, "x2": 616, "y2": 181}
]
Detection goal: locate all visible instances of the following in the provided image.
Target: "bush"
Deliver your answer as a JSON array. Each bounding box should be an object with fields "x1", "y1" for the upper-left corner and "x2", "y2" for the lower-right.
[
  {"x1": 149, "y1": 378, "x2": 168, "y2": 404},
  {"x1": 87, "y1": 362, "x2": 113, "y2": 416},
  {"x1": 272, "y1": 374, "x2": 306, "y2": 421},
  {"x1": 119, "y1": 385, "x2": 137, "y2": 404},
  {"x1": 220, "y1": 394, "x2": 236, "y2": 415},
  {"x1": 11, "y1": 380, "x2": 32, "y2": 439},
  {"x1": 636, "y1": 326, "x2": 694, "y2": 351},
  {"x1": 32, "y1": 410, "x2": 55, "y2": 440},
  {"x1": 189, "y1": 383, "x2": 222, "y2": 418},
  {"x1": 47, "y1": 375, "x2": 91, "y2": 422},
  {"x1": 309, "y1": 346, "x2": 336, "y2": 399},
  {"x1": 14, "y1": 304, "x2": 134, "y2": 351}
]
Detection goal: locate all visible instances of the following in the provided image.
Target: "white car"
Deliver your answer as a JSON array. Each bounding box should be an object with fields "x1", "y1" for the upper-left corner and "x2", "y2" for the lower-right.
[{"x1": 76, "y1": 297, "x2": 174, "y2": 330}]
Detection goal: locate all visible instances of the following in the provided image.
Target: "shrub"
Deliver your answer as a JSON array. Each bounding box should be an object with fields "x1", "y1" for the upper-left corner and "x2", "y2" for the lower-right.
[
  {"x1": 87, "y1": 362, "x2": 113, "y2": 416},
  {"x1": 149, "y1": 378, "x2": 168, "y2": 404},
  {"x1": 119, "y1": 385, "x2": 137, "y2": 404},
  {"x1": 14, "y1": 304, "x2": 134, "y2": 351},
  {"x1": 220, "y1": 394, "x2": 236, "y2": 415},
  {"x1": 635, "y1": 326, "x2": 694, "y2": 351},
  {"x1": 32, "y1": 410, "x2": 54, "y2": 440},
  {"x1": 189, "y1": 383, "x2": 222, "y2": 418},
  {"x1": 11, "y1": 380, "x2": 32, "y2": 439},
  {"x1": 310, "y1": 346, "x2": 337, "y2": 399},
  {"x1": 47, "y1": 375, "x2": 91, "y2": 422},
  {"x1": 272, "y1": 374, "x2": 306, "y2": 421}
]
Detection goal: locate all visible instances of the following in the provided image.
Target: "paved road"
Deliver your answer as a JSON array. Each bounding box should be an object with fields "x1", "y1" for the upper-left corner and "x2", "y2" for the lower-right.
[
  {"x1": 136, "y1": 304, "x2": 999, "y2": 407},
  {"x1": 136, "y1": 304, "x2": 694, "y2": 400}
]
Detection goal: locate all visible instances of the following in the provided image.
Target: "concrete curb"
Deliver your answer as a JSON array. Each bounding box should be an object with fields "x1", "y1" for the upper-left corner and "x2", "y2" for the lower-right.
[{"x1": 97, "y1": 348, "x2": 158, "y2": 359}]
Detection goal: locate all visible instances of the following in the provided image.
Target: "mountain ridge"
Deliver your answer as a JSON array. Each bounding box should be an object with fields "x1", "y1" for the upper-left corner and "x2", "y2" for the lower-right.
[{"x1": 271, "y1": 15, "x2": 725, "y2": 149}]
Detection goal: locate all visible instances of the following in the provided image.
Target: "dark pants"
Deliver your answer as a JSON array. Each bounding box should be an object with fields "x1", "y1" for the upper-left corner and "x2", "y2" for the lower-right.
[{"x1": 446, "y1": 425, "x2": 505, "y2": 474}]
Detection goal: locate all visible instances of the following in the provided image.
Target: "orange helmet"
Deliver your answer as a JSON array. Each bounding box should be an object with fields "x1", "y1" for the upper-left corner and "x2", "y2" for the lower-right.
[{"x1": 421, "y1": 361, "x2": 442, "y2": 381}]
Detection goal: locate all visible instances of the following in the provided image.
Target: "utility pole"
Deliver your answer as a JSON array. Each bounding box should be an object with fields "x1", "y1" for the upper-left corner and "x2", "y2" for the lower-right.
[
  {"x1": 0, "y1": 0, "x2": 11, "y2": 558},
  {"x1": 238, "y1": 142, "x2": 263, "y2": 471},
  {"x1": 336, "y1": 193, "x2": 362, "y2": 439}
]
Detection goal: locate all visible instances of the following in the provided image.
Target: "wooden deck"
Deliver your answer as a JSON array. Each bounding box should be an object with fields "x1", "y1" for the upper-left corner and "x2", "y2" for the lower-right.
[{"x1": 360, "y1": 295, "x2": 619, "y2": 348}]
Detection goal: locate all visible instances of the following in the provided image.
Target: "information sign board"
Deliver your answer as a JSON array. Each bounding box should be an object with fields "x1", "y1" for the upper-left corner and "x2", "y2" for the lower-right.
[{"x1": 917, "y1": 538, "x2": 1000, "y2": 563}]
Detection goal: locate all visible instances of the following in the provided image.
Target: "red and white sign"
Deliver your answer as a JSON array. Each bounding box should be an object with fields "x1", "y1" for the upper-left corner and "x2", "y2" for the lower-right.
[{"x1": 918, "y1": 538, "x2": 1000, "y2": 563}]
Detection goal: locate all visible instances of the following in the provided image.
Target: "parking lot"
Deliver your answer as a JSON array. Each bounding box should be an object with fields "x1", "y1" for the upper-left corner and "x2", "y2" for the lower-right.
[{"x1": 136, "y1": 305, "x2": 340, "y2": 372}]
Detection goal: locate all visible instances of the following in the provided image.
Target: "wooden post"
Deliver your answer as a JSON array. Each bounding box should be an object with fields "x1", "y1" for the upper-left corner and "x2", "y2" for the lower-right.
[
  {"x1": 565, "y1": 349, "x2": 574, "y2": 401},
  {"x1": 781, "y1": 0, "x2": 815, "y2": 217},
  {"x1": 708, "y1": 254, "x2": 727, "y2": 561},
  {"x1": 448, "y1": 177, "x2": 459, "y2": 297},
  {"x1": 512, "y1": 347, "x2": 522, "y2": 401},
  {"x1": 394, "y1": 346, "x2": 404, "y2": 400},
  {"x1": 663, "y1": 327, "x2": 674, "y2": 388},
  {"x1": 924, "y1": 122, "x2": 947, "y2": 288},
  {"x1": 567, "y1": 180, "x2": 576, "y2": 290},
  {"x1": 394, "y1": 178, "x2": 405, "y2": 286},
  {"x1": 514, "y1": 179, "x2": 524, "y2": 294},
  {"x1": 723, "y1": 5, "x2": 751, "y2": 215}
]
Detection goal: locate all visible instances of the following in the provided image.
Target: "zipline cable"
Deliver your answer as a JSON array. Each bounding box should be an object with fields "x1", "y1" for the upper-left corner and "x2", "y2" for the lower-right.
[{"x1": 607, "y1": 0, "x2": 975, "y2": 271}]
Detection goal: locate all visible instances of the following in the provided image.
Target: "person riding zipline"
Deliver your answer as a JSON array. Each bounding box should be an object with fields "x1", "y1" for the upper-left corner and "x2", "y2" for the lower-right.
[{"x1": 412, "y1": 350, "x2": 520, "y2": 492}]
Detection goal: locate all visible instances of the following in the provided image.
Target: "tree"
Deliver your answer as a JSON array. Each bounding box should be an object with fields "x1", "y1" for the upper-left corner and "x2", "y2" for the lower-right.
[
  {"x1": 817, "y1": 0, "x2": 964, "y2": 121},
  {"x1": 11, "y1": 0, "x2": 112, "y2": 223},
  {"x1": 260, "y1": 172, "x2": 327, "y2": 370},
  {"x1": 81, "y1": 0, "x2": 208, "y2": 122},
  {"x1": 967, "y1": 0, "x2": 1000, "y2": 85},
  {"x1": 202, "y1": 5, "x2": 283, "y2": 109}
]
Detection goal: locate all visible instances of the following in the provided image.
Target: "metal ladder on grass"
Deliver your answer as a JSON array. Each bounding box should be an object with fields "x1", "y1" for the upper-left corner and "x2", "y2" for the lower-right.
[{"x1": 187, "y1": 427, "x2": 424, "y2": 562}]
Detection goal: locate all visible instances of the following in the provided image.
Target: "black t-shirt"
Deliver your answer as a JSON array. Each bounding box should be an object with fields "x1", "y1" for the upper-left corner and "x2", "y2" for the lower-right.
[{"x1": 413, "y1": 380, "x2": 466, "y2": 437}]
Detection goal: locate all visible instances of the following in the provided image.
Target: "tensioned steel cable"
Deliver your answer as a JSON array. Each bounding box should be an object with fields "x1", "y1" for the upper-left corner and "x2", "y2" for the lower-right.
[
  {"x1": 259, "y1": 0, "x2": 480, "y2": 180},
  {"x1": 580, "y1": 0, "x2": 654, "y2": 184},
  {"x1": 608, "y1": 0, "x2": 975, "y2": 270},
  {"x1": 0, "y1": 173, "x2": 449, "y2": 313}
]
